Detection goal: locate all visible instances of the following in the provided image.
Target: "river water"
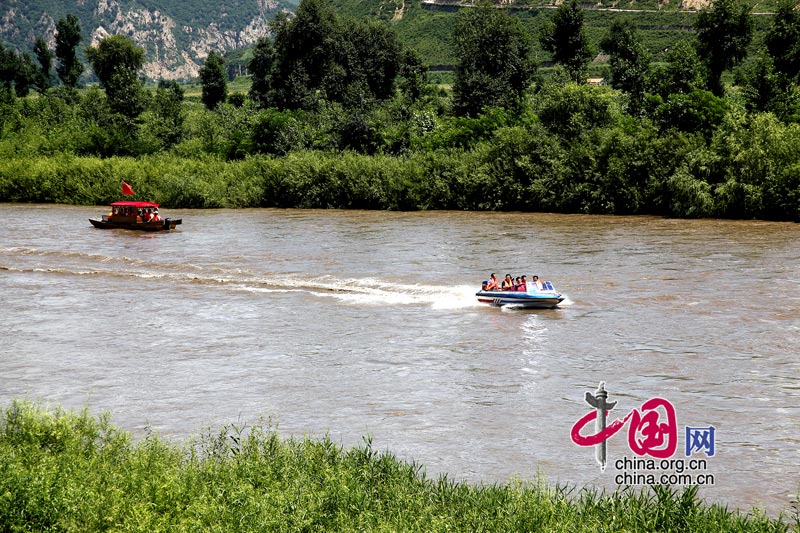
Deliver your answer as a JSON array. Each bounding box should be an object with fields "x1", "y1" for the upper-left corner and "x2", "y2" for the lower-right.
[{"x1": 1, "y1": 204, "x2": 798, "y2": 517}]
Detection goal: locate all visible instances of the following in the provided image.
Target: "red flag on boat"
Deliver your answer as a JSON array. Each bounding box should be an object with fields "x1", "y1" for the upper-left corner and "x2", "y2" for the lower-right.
[{"x1": 121, "y1": 181, "x2": 134, "y2": 196}]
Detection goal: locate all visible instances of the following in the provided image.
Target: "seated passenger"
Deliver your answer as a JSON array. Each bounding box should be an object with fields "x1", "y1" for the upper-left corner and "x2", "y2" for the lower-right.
[
  {"x1": 485, "y1": 273, "x2": 499, "y2": 291},
  {"x1": 531, "y1": 275, "x2": 543, "y2": 290},
  {"x1": 517, "y1": 275, "x2": 527, "y2": 292},
  {"x1": 501, "y1": 274, "x2": 514, "y2": 291}
]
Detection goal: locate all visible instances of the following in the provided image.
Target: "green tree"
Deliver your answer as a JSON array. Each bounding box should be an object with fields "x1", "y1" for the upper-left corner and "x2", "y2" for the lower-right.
[
  {"x1": 535, "y1": 82, "x2": 618, "y2": 139},
  {"x1": 0, "y1": 44, "x2": 17, "y2": 91},
  {"x1": 695, "y1": 0, "x2": 753, "y2": 96},
  {"x1": 248, "y1": 37, "x2": 274, "y2": 109},
  {"x1": 736, "y1": 51, "x2": 799, "y2": 120},
  {"x1": 540, "y1": 0, "x2": 593, "y2": 83},
  {"x1": 0, "y1": 45, "x2": 36, "y2": 97},
  {"x1": 269, "y1": 0, "x2": 406, "y2": 110},
  {"x1": 600, "y1": 19, "x2": 650, "y2": 114},
  {"x1": 85, "y1": 35, "x2": 146, "y2": 119},
  {"x1": 765, "y1": 0, "x2": 800, "y2": 80},
  {"x1": 270, "y1": 0, "x2": 338, "y2": 110},
  {"x1": 398, "y1": 49, "x2": 427, "y2": 102},
  {"x1": 338, "y1": 19, "x2": 402, "y2": 104},
  {"x1": 200, "y1": 50, "x2": 228, "y2": 110},
  {"x1": 452, "y1": 4, "x2": 533, "y2": 116},
  {"x1": 651, "y1": 39, "x2": 706, "y2": 98},
  {"x1": 148, "y1": 80, "x2": 185, "y2": 148},
  {"x1": 13, "y1": 53, "x2": 37, "y2": 97},
  {"x1": 33, "y1": 37, "x2": 53, "y2": 93},
  {"x1": 655, "y1": 89, "x2": 728, "y2": 140},
  {"x1": 55, "y1": 14, "x2": 83, "y2": 87}
]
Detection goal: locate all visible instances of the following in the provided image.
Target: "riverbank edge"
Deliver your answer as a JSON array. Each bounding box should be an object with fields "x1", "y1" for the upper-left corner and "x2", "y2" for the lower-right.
[
  {"x1": 0, "y1": 400, "x2": 794, "y2": 532},
  {"x1": 1, "y1": 152, "x2": 798, "y2": 222}
]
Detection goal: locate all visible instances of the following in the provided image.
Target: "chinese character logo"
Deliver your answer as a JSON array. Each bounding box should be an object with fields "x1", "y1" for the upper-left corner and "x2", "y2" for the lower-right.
[{"x1": 571, "y1": 382, "x2": 714, "y2": 471}]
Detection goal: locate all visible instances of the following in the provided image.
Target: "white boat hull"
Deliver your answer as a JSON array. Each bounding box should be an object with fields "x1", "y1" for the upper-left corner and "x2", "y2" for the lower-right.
[{"x1": 476, "y1": 289, "x2": 564, "y2": 309}]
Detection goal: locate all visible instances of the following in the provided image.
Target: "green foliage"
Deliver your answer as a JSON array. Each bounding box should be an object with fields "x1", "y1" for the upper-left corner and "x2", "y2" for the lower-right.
[
  {"x1": 0, "y1": 44, "x2": 37, "y2": 97},
  {"x1": 33, "y1": 37, "x2": 53, "y2": 93},
  {"x1": 342, "y1": 19, "x2": 404, "y2": 102},
  {"x1": 651, "y1": 39, "x2": 707, "y2": 99},
  {"x1": 736, "y1": 51, "x2": 800, "y2": 120},
  {"x1": 711, "y1": 111, "x2": 800, "y2": 219},
  {"x1": 0, "y1": 44, "x2": 15, "y2": 90},
  {"x1": 84, "y1": 35, "x2": 147, "y2": 126},
  {"x1": 55, "y1": 14, "x2": 83, "y2": 88},
  {"x1": 765, "y1": 0, "x2": 800, "y2": 80},
  {"x1": 653, "y1": 89, "x2": 729, "y2": 141},
  {"x1": 540, "y1": 0, "x2": 594, "y2": 83},
  {"x1": 142, "y1": 81, "x2": 185, "y2": 149},
  {"x1": 452, "y1": 5, "x2": 534, "y2": 117},
  {"x1": 269, "y1": 0, "x2": 408, "y2": 111},
  {"x1": 248, "y1": 37, "x2": 274, "y2": 109},
  {"x1": 270, "y1": 0, "x2": 339, "y2": 110},
  {"x1": 0, "y1": 400, "x2": 792, "y2": 532},
  {"x1": 420, "y1": 107, "x2": 512, "y2": 150},
  {"x1": 199, "y1": 51, "x2": 227, "y2": 111},
  {"x1": 600, "y1": 18, "x2": 651, "y2": 114},
  {"x1": 535, "y1": 82, "x2": 620, "y2": 139},
  {"x1": 695, "y1": 0, "x2": 754, "y2": 96},
  {"x1": 4, "y1": 0, "x2": 800, "y2": 224}
]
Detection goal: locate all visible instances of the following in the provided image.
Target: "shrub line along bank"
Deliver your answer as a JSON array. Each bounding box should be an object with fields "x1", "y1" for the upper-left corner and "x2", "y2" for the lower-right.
[{"x1": 1, "y1": 145, "x2": 798, "y2": 220}]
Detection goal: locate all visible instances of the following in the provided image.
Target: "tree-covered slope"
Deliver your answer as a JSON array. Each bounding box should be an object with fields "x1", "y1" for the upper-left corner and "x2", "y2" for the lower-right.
[{"x1": 329, "y1": 0, "x2": 780, "y2": 68}]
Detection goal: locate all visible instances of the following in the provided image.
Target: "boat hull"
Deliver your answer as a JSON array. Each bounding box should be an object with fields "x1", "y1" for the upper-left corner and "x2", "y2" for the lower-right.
[
  {"x1": 476, "y1": 290, "x2": 564, "y2": 309},
  {"x1": 89, "y1": 218, "x2": 182, "y2": 231}
]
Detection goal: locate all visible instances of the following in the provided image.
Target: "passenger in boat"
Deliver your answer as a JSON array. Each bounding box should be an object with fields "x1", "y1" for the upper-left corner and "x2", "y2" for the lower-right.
[
  {"x1": 514, "y1": 276, "x2": 522, "y2": 290},
  {"x1": 531, "y1": 275, "x2": 542, "y2": 289},
  {"x1": 517, "y1": 276, "x2": 528, "y2": 292},
  {"x1": 501, "y1": 274, "x2": 515, "y2": 291},
  {"x1": 485, "y1": 273, "x2": 499, "y2": 291}
]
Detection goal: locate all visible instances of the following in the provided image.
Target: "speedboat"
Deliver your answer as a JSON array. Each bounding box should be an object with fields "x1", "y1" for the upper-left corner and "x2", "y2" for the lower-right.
[
  {"x1": 89, "y1": 201, "x2": 182, "y2": 231},
  {"x1": 476, "y1": 281, "x2": 564, "y2": 309}
]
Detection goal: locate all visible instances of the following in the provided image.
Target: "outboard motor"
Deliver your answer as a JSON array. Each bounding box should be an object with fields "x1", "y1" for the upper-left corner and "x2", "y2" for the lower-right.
[{"x1": 164, "y1": 218, "x2": 171, "y2": 229}]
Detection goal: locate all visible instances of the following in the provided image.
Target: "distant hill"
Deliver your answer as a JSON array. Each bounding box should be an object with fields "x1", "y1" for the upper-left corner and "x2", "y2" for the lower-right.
[
  {"x1": 0, "y1": 0, "x2": 296, "y2": 80},
  {"x1": 0, "y1": 0, "x2": 782, "y2": 81}
]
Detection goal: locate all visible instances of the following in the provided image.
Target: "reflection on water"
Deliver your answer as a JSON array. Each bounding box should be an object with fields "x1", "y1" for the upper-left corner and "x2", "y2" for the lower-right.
[{"x1": 1, "y1": 204, "x2": 798, "y2": 516}]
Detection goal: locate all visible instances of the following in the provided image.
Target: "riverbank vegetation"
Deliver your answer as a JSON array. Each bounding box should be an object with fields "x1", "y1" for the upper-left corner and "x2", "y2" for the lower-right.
[
  {"x1": 1, "y1": 0, "x2": 800, "y2": 221},
  {"x1": 1, "y1": 400, "x2": 794, "y2": 532}
]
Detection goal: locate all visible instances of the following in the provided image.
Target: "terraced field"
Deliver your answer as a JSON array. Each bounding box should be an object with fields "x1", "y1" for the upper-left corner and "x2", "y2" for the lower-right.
[{"x1": 332, "y1": 0, "x2": 779, "y2": 68}]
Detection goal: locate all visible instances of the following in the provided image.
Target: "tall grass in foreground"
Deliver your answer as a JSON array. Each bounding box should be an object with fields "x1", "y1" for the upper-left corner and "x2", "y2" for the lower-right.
[{"x1": 0, "y1": 400, "x2": 794, "y2": 532}]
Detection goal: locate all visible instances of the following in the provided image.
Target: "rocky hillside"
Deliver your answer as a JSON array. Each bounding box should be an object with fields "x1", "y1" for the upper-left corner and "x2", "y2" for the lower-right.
[{"x1": 0, "y1": 0, "x2": 295, "y2": 80}]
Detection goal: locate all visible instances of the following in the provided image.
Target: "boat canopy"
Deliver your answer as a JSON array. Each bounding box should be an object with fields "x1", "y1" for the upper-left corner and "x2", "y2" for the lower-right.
[{"x1": 110, "y1": 201, "x2": 160, "y2": 208}]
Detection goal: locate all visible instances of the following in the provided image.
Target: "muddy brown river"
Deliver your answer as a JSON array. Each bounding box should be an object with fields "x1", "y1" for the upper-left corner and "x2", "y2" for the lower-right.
[{"x1": 1, "y1": 204, "x2": 798, "y2": 516}]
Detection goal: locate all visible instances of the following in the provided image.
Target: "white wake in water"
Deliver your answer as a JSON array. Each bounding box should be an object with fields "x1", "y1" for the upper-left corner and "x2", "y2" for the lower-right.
[
  {"x1": 2, "y1": 246, "x2": 483, "y2": 309},
  {"x1": 241, "y1": 276, "x2": 481, "y2": 309}
]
